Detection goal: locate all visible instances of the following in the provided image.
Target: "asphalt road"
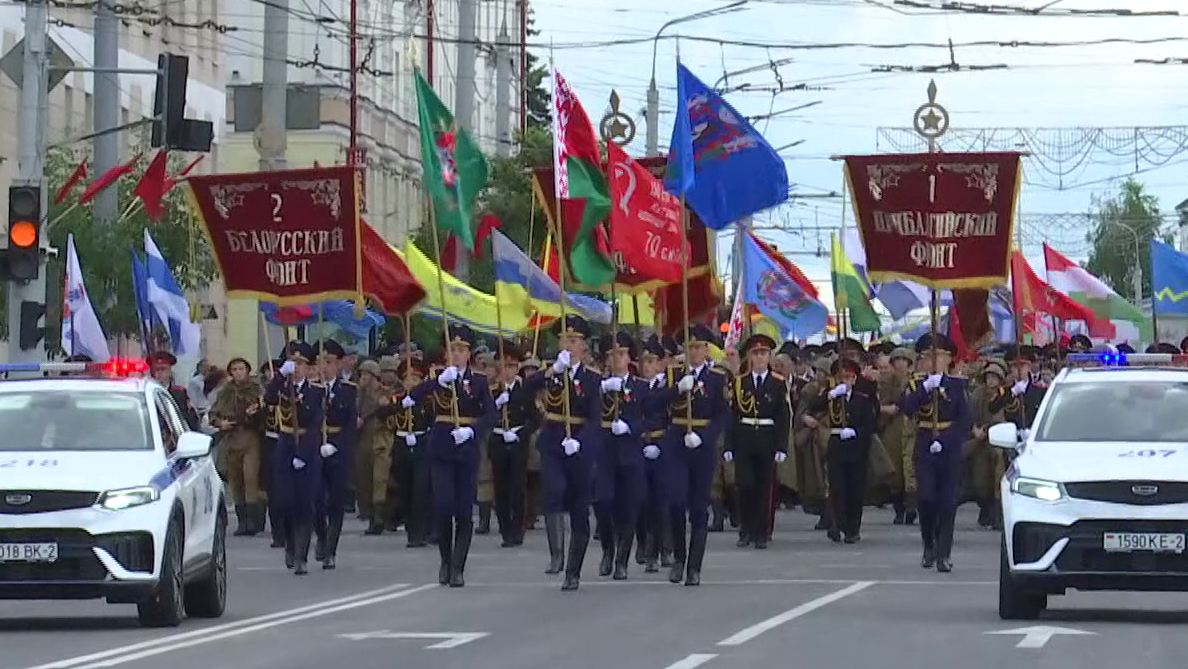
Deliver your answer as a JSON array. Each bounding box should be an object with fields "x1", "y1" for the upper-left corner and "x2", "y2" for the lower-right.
[{"x1": 5, "y1": 506, "x2": 1188, "y2": 669}]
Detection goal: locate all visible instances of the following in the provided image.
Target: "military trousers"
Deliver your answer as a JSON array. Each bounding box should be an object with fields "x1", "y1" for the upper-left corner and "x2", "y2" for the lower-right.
[
  {"x1": 224, "y1": 429, "x2": 263, "y2": 505},
  {"x1": 827, "y1": 444, "x2": 869, "y2": 537},
  {"x1": 271, "y1": 436, "x2": 320, "y2": 523},
  {"x1": 914, "y1": 436, "x2": 964, "y2": 509},
  {"x1": 662, "y1": 431, "x2": 716, "y2": 531},
  {"x1": 395, "y1": 439, "x2": 432, "y2": 541},
  {"x1": 488, "y1": 436, "x2": 528, "y2": 540},
  {"x1": 539, "y1": 446, "x2": 593, "y2": 535},
  {"x1": 733, "y1": 438, "x2": 776, "y2": 542},
  {"x1": 356, "y1": 431, "x2": 394, "y2": 519}
]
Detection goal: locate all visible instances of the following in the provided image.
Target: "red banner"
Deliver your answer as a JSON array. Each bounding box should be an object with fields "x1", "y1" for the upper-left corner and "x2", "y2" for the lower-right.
[
  {"x1": 187, "y1": 166, "x2": 363, "y2": 305},
  {"x1": 841, "y1": 151, "x2": 1021, "y2": 289},
  {"x1": 606, "y1": 143, "x2": 683, "y2": 284}
]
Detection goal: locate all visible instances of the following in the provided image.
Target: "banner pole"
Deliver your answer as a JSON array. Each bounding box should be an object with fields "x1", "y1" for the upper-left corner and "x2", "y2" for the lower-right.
[
  {"x1": 680, "y1": 196, "x2": 692, "y2": 432},
  {"x1": 426, "y1": 195, "x2": 460, "y2": 424},
  {"x1": 552, "y1": 196, "x2": 573, "y2": 439}
]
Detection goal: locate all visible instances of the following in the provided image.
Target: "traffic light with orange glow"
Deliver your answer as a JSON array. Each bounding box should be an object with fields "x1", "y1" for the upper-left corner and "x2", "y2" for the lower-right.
[{"x1": 7, "y1": 185, "x2": 40, "y2": 281}]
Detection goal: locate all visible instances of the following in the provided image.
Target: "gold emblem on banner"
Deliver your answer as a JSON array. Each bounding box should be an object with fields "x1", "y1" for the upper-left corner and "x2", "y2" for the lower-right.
[
  {"x1": 912, "y1": 80, "x2": 949, "y2": 149},
  {"x1": 599, "y1": 90, "x2": 636, "y2": 147}
]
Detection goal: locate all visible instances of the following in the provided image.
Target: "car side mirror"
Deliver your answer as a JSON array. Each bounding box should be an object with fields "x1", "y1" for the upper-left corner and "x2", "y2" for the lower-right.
[
  {"x1": 988, "y1": 422, "x2": 1020, "y2": 449},
  {"x1": 174, "y1": 431, "x2": 213, "y2": 459}
]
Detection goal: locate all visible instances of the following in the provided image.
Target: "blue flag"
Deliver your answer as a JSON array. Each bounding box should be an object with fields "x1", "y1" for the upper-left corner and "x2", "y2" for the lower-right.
[
  {"x1": 130, "y1": 250, "x2": 155, "y2": 341},
  {"x1": 663, "y1": 63, "x2": 789, "y2": 229},
  {"x1": 741, "y1": 233, "x2": 828, "y2": 338},
  {"x1": 1151, "y1": 239, "x2": 1188, "y2": 315},
  {"x1": 259, "y1": 300, "x2": 385, "y2": 339}
]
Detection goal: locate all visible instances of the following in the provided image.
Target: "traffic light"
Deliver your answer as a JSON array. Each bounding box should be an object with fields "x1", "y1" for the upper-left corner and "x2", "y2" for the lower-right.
[
  {"x1": 8, "y1": 185, "x2": 40, "y2": 281},
  {"x1": 18, "y1": 300, "x2": 44, "y2": 351},
  {"x1": 151, "y1": 54, "x2": 213, "y2": 152}
]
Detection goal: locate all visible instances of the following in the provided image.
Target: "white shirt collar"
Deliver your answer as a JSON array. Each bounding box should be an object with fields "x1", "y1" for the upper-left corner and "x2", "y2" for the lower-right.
[
  {"x1": 752, "y1": 370, "x2": 767, "y2": 385},
  {"x1": 690, "y1": 362, "x2": 706, "y2": 376}
]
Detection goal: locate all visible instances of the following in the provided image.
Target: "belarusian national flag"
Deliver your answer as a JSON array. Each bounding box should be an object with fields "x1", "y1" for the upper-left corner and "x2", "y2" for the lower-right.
[
  {"x1": 415, "y1": 70, "x2": 488, "y2": 251},
  {"x1": 1043, "y1": 243, "x2": 1148, "y2": 340},
  {"x1": 551, "y1": 67, "x2": 614, "y2": 288}
]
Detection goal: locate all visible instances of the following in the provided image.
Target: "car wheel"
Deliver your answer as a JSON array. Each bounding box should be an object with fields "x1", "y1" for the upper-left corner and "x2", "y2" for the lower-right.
[
  {"x1": 185, "y1": 507, "x2": 228, "y2": 618},
  {"x1": 138, "y1": 517, "x2": 186, "y2": 628},
  {"x1": 998, "y1": 535, "x2": 1046, "y2": 620}
]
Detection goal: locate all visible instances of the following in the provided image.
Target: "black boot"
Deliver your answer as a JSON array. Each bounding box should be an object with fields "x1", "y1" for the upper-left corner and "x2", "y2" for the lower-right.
[
  {"x1": 314, "y1": 516, "x2": 328, "y2": 562},
  {"x1": 709, "y1": 503, "x2": 725, "y2": 532},
  {"x1": 660, "y1": 522, "x2": 675, "y2": 568},
  {"x1": 234, "y1": 505, "x2": 252, "y2": 536},
  {"x1": 450, "y1": 518, "x2": 473, "y2": 587},
  {"x1": 282, "y1": 519, "x2": 296, "y2": 569},
  {"x1": 322, "y1": 515, "x2": 344, "y2": 570},
  {"x1": 437, "y1": 518, "x2": 454, "y2": 585},
  {"x1": 597, "y1": 519, "x2": 615, "y2": 577},
  {"x1": 270, "y1": 506, "x2": 286, "y2": 548},
  {"x1": 476, "y1": 503, "x2": 492, "y2": 535},
  {"x1": 668, "y1": 519, "x2": 687, "y2": 584},
  {"x1": 685, "y1": 527, "x2": 707, "y2": 586},
  {"x1": 544, "y1": 514, "x2": 566, "y2": 575},
  {"x1": 613, "y1": 524, "x2": 632, "y2": 580},
  {"x1": 292, "y1": 522, "x2": 313, "y2": 575},
  {"x1": 644, "y1": 531, "x2": 660, "y2": 573},
  {"x1": 892, "y1": 494, "x2": 906, "y2": 525},
  {"x1": 977, "y1": 500, "x2": 992, "y2": 528},
  {"x1": 919, "y1": 504, "x2": 936, "y2": 569},
  {"x1": 635, "y1": 521, "x2": 648, "y2": 565},
  {"x1": 904, "y1": 495, "x2": 918, "y2": 525},
  {"x1": 936, "y1": 507, "x2": 956, "y2": 573},
  {"x1": 365, "y1": 517, "x2": 385, "y2": 535},
  {"x1": 561, "y1": 531, "x2": 589, "y2": 591}
]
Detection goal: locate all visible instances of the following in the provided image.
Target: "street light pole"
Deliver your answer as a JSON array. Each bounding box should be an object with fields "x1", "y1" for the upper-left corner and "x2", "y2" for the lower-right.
[{"x1": 645, "y1": 0, "x2": 748, "y2": 156}]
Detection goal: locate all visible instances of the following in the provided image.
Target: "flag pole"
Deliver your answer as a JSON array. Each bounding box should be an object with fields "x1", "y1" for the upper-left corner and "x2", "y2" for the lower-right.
[
  {"x1": 549, "y1": 55, "x2": 573, "y2": 439},
  {"x1": 426, "y1": 195, "x2": 460, "y2": 424},
  {"x1": 402, "y1": 311, "x2": 412, "y2": 365},
  {"x1": 47, "y1": 202, "x2": 79, "y2": 230},
  {"x1": 522, "y1": 200, "x2": 538, "y2": 354},
  {"x1": 680, "y1": 197, "x2": 692, "y2": 432},
  {"x1": 493, "y1": 235, "x2": 509, "y2": 431},
  {"x1": 533, "y1": 230, "x2": 549, "y2": 358}
]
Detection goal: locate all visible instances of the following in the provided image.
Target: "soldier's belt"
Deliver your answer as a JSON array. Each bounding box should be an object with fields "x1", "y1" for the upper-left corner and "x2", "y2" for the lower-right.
[
  {"x1": 673, "y1": 418, "x2": 709, "y2": 428},
  {"x1": 917, "y1": 421, "x2": 952, "y2": 430},
  {"x1": 829, "y1": 428, "x2": 848, "y2": 435},
  {"x1": 278, "y1": 426, "x2": 307, "y2": 435},
  {"x1": 544, "y1": 413, "x2": 585, "y2": 425},
  {"x1": 435, "y1": 416, "x2": 476, "y2": 425},
  {"x1": 396, "y1": 430, "x2": 427, "y2": 438},
  {"x1": 325, "y1": 426, "x2": 342, "y2": 434},
  {"x1": 643, "y1": 429, "x2": 665, "y2": 440},
  {"x1": 739, "y1": 417, "x2": 775, "y2": 427},
  {"x1": 494, "y1": 426, "x2": 524, "y2": 435}
]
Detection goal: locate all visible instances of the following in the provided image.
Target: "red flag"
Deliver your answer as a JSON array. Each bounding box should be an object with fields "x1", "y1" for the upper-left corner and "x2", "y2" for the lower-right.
[
  {"x1": 79, "y1": 153, "x2": 141, "y2": 204},
  {"x1": 54, "y1": 160, "x2": 87, "y2": 205},
  {"x1": 951, "y1": 288, "x2": 991, "y2": 355},
  {"x1": 440, "y1": 234, "x2": 459, "y2": 273},
  {"x1": 474, "y1": 213, "x2": 502, "y2": 259},
  {"x1": 606, "y1": 142, "x2": 683, "y2": 284},
  {"x1": 948, "y1": 301, "x2": 970, "y2": 362},
  {"x1": 360, "y1": 219, "x2": 426, "y2": 314},
  {"x1": 1011, "y1": 251, "x2": 1096, "y2": 323},
  {"x1": 163, "y1": 155, "x2": 205, "y2": 192},
  {"x1": 133, "y1": 150, "x2": 169, "y2": 220},
  {"x1": 273, "y1": 305, "x2": 314, "y2": 325}
]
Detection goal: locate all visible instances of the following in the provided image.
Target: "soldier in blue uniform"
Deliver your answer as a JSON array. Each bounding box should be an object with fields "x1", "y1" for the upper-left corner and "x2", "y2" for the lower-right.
[
  {"x1": 263, "y1": 342, "x2": 327, "y2": 576},
  {"x1": 405, "y1": 324, "x2": 496, "y2": 587},
  {"x1": 653, "y1": 324, "x2": 732, "y2": 586},
  {"x1": 635, "y1": 336, "x2": 670, "y2": 573},
  {"x1": 312, "y1": 340, "x2": 358, "y2": 570},
  {"x1": 899, "y1": 333, "x2": 971, "y2": 573},
  {"x1": 521, "y1": 315, "x2": 603, "y2": 591},
  {"x1": 594, "y1": 331, "x2": 650, "y2": 581}
]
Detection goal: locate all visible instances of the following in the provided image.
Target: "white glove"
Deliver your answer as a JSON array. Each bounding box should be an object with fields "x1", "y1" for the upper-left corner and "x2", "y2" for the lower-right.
[
  {"x1": 611, "y1": 419, "x2": 630, "y2": 436},
  {"x1": 502, "y1": 429, "x2": 520, "y2": 443},
  {"x1": 319, "y1": 443, "x2": 337, "y2": 458},
  {"x1": 723, "y1": 451, "x2": 734, "y2": 462},
  {"x1": 1017, "y1": 428, "x2": 1031, "y2": 441},
  {"x1": 684, "y1": 432, "x2": 702, "y2": 449},
  {"x1": 677, "y1": 375, "x2": 696, "y2": 393},
  {"x1": 601, "y1": 377, "x2": 624, "y2": 393},
  {"x1": 1011, "y1": 379, "x2": 1028, "y2": 397},
  {"x1": 828, "y1": 383, "x2": 848, "y2": 399},
  {"x1": 552, "y1": 350, "x2": 571, "y2": 374},
  {"x1": 401, "y1": 395, "x2": 416, "y2": 409},
  {"x1": 643, "y1": 444, "x2": 660, "y2": 460},
  {"x1": 774, "y1": 451, "x2": 787, "y2": 463},
  {"x1": 437, "y1": 366, "x2": 459, "y2": 387},
  {"x1": 840, "y1": 427, "x2": 857, "y2": 440},
  {"x1": 292, "y1": 457, "x2": 306, "y2": 470},
  {"x1": 562, "y1": 437, "x2": 580, "y2": 456},
  {"x1": 494, "y1": 391, "x2": 510, "y2": 408},
  {"x1": 923, "y1": 374, "x2": 943, "y2": 391},
  {"x1": 404, "y1": 433, "x2": 417, "y2": 447},
  {"x1": 451, "y1": 426, "x2": 474, "y2": 445},
  {"x1": 279, "y1": 360, "x2": 296, "y2": 377},
  {"x1": 929, "y1": 440, "x2": 943, "y2": 454}
]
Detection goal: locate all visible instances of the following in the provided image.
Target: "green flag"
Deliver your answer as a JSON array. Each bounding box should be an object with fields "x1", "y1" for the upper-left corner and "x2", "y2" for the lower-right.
[
  {"x1": 415, "y1": 70, "x2": 488, "y2": 251},
  {"x1": 830, "y1": 232, "x2": 881, "y2": 332},
  {"x1": 562, "y1": 155, "x2": 614, "y2": 287}
]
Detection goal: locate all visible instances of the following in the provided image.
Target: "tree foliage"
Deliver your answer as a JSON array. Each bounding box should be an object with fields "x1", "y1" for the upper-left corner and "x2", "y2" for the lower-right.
[
  {"x1": 1085, "y1": 178, "x2": 1170, "y2": 300},
  {"x1": 524, "y1": 9, "x2": 551, "y2": 130},
  {"x1": 31, "y1": 144, "x2": 217, "y2": 350}
]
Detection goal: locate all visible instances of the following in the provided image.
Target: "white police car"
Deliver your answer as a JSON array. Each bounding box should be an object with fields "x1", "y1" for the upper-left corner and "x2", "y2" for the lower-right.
[
  {"x1": 991, "y1": 352, "x2": 1188, "y2": 620},
  {"x1": 0, "y1": 360, "x2": 226, "y2": 627}
]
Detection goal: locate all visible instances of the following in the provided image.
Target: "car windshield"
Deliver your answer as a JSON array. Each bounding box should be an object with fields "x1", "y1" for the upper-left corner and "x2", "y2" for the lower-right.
[
  {"x1": 0, "y1": 390, "x2": 151, "y2": 451},
  {"x1": 1037, "y1": 380, "x2": 1188, "y2": 442}
]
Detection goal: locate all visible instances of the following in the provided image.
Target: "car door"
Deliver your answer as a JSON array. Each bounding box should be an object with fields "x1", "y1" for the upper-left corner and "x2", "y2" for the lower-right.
[{"x1": 156, "y1": 390, "x2": 211, "y2": 562}]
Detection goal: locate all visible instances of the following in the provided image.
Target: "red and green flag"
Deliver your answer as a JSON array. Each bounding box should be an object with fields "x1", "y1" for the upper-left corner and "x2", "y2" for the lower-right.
[{"x1": 415, "y1": 69, "x2": 488, "y2": 251}]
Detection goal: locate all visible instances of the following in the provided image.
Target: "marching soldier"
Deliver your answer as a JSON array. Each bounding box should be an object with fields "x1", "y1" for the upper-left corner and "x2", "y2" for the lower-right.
[
  {"x1": 725, "y1": 334, "x2": 790, "y2": 550},
  {"x1": 991, "y1": 348, "x2": 1046, "y2": 437},
  {"x1": 149, "y1": 351, "x2": 201, "y2": 430},
  {"x1": 880, "y1": 348, "x2": 918, "y2": 525},
  {"x1": 969, "y1": 358, "x2": 1008, "y2": 530},
  {"x1": 521, "y1": 315, "x2": 603, "y2": 591},
  {"x1": 520, "y1": 355, "x2": 544, "y2": 531},
  {"x1": 391, "y1": 358, "x2": 435, "y2": 546},
  {"x1": 812, "y1": 358, "x2": 877, "y2": 543},
  {"x1": 489, "y1": 343, "x2": 537, "y2": 548},
  {"x1": 259, "y1": 359, "x2": 286, "y2": 547},
  {"x1": 594, "y1": 331, "x2": 650, "y2": 580},
  {"x1": 900, "y1": 333, "x2": 971, "y2": 573},
  {"x1": 404, "y1": 324, "x2": 496, "y2": 587},
  {"x1": 653, "y1": 324, "x2": 731, "y2": 586},
  {"x1": 472, "y1": 345, "x2": 497, "y2": 535},
  {"x1": 263, "y1": 342, "x2": 326, "y2": 575},
  {"x1": 209, "y1": 357, "x2": 266, "y2": 536},
  {"x1": 312, "y1": 340, "x2": 358, "y2": 570},
  {"x1": 354, "y1": 360, "x2": 397, "y2": 535},
  {"x1": 635, "y1": 336, "x2": 670, "y2": 573}
]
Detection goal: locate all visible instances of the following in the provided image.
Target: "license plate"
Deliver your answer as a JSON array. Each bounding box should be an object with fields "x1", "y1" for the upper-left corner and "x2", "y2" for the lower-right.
[
  {"x1": 0, "y1": 542, "x2": 58, "y2": 562},
  {"x1": 1103, "y1": 533, "x2": 1186, "y2": 553}
]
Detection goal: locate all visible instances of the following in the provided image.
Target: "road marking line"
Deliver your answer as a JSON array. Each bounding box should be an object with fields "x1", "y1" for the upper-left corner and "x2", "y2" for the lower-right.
[
  {"x1": 21, "y1": 583, "x2": 421, "y2": 669},
  {"x1": 661, "y1": 654, "x2": 718, "y2": 669},
  {"x1": 716, "y1": 581, "x2": 875, "y2": 646},
  {"x1": 463, "y1": 578, "x2": 994, "y2": 588}
]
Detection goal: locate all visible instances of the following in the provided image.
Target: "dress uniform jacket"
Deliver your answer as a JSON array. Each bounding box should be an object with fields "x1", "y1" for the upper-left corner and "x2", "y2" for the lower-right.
[
  {"x1": 900, "y1": 374, "x2": 972, "y2": 508},
  {"x1": 811, "y1": 382, "x2": 877, "y2": 537},
  {"x1": 595, "y1": 375, "x2": 650, "y2": 524},
  {"x1": 263, "y1": 376, "x2": 326, "y2": 521},
  {"x1": 653, "y1": 363, "x2": 731, "y2": 529},
  {"x1": 727, "y1": 370, "x2": 790, "y2": 542},
  {"x1": 320, "y1": 378, "x2": 358, "y2": 512},
  {"x1": 488, "y1": 376, "x2": 538, "y2": 542},
  {"x1": 390, "y1": 392, "x2": 435, "y2": 542},
  {"x1": 988, "y1": 380, "x2": 1046, "y2": 429}
]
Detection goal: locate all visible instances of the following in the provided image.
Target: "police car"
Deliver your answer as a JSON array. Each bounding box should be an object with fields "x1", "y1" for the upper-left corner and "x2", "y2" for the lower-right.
[
  {"x1": 991, "y1": 352, "x2": 1188, "y2": 620},
  {"x1": 0, "y1": 359, "x2": 226, "y2": 627}
]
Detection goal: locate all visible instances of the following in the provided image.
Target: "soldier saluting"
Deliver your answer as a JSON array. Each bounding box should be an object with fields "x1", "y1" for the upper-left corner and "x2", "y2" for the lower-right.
[
  {"x1": 812, "y1": 357, "x2": 877, "y2": 544},
  {"x1": 990, "y1": 347, "x2": 1046, "y2": 441},
  {"x1": 724, "y1": 334, "x2": 790, "y2": 550}
]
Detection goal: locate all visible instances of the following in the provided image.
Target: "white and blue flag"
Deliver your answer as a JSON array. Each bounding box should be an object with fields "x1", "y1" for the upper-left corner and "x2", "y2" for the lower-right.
[{"x1": 143, "y1": 229, "x2": 200, "y2": 356}]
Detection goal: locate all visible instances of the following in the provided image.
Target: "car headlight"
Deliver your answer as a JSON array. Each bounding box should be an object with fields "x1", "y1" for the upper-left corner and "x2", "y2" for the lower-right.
[
  {"x1": 1010, "y1": 476, "x2": 1065, "y2": 502},
  {"x1": 97, "y1": 486, "x2": 160, "y2": 511}
]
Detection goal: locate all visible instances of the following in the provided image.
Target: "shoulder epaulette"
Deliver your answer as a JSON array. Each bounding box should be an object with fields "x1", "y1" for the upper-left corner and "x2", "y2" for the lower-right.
[
  {"x1": 709, "y1": 366, "x2": 727, "y2": 375},
  {"x1": 340, "y1": 380, "x2": 357, "y2": 387},
  {"x1": 309, "y1": 381, "x2": 326, "y2": 387},
  {"x1": 771, "y1": 371, "x2": 785, "y2": 381}
]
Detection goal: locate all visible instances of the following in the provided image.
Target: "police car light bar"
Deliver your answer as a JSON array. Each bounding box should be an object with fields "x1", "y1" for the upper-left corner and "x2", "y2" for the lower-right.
[
  {"x1": 1065, "y1": 353, "x2": 1188, "y2": 366},
  {"x1": 0, "y1": 358, "x2": 149, "y2": 377}
]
